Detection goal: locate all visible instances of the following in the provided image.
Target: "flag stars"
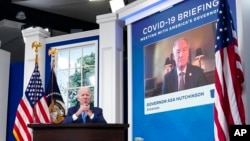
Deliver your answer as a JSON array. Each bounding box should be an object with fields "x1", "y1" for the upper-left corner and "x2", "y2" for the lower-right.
[{"x1": 217, "y1": 36, "x2": 220, "y2": 40}]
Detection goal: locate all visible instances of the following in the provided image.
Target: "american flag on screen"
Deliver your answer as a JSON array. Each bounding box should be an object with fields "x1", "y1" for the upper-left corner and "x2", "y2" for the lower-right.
[
  {"x1": 214, "y1": 0, "x2": 246, "y2": 141},
  {"x1": 13, "y1": 61, "x2": 51, "y2": 141}
]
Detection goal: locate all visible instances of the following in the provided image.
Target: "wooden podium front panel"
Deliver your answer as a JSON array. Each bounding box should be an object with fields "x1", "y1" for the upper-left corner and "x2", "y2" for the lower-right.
[{"x1": 28, "y1": 123, "x2": 129, "y2": 141}]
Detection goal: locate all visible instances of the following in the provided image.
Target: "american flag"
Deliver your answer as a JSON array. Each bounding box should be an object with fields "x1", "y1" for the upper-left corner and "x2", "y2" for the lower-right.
[
  {"x1": 214, "y1": 0, "x2": 246, "y2": 141},
  {"x1": 13, "y1": 62, "x2": 51, "y2": 141}
]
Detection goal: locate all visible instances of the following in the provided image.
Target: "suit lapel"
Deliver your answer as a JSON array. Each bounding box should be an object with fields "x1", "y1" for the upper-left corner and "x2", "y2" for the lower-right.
[{"x1": 185, "y1": 64, "x2": 193, "y2": 89}]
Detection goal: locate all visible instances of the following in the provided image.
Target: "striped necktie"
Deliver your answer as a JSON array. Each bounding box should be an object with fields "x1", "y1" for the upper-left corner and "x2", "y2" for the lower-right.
[{"x1": 179, "y1": 72, "x2": 185, "y2": 91}]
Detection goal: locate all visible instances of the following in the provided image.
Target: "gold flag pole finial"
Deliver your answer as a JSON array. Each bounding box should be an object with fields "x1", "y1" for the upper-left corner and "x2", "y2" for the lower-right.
[
  {"x1": 48, "y1": 48, "x2": 58, "y2": 69},
  {"x1": 32, "y1": 41, "x2": 42, "y2": 63}
]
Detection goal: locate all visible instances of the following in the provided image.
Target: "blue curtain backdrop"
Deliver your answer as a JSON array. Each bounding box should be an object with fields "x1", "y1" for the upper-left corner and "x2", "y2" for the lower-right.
[{"x1": 6, "y1": 62, "x2": 24, "y2": 141}]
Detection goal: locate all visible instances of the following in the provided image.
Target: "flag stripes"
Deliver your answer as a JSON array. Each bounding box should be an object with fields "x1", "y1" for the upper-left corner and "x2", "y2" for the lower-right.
[
  {"x1": 13, "y1": 63, "x2": 51, "y2": 141},
  {"x1": 214, "y1": 0, "x2": 246, "y2": 141}
]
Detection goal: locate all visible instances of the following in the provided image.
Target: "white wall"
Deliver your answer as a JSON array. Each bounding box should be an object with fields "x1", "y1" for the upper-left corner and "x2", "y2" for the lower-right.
[{"x1": 0, "y1": 49, "x2": 10, "y2": 141}]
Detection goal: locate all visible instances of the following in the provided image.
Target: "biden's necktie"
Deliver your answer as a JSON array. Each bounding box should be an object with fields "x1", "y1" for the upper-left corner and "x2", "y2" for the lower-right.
[{"x1": 81, "y1": 112, "x2": 87, "y2": 123}]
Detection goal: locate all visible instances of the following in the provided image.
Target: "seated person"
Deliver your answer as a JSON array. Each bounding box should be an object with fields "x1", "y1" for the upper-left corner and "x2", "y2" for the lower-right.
[
  {"x1": 162, "y1": 37, "x2": 207, "y2": 94},
  {"x1": 62, "y1": 87, "x2": 107, "y2": 124}
]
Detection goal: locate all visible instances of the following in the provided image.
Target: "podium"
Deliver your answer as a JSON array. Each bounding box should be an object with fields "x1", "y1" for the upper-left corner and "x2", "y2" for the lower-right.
[{"x1": 28, "y1": 123, "x2": 129, "y2": 141}]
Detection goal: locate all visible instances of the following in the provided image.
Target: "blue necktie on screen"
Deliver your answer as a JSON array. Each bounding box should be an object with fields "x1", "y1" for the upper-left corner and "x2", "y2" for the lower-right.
[{"x1": 81, "y1": 112, "x2": 87, "y2": 123}]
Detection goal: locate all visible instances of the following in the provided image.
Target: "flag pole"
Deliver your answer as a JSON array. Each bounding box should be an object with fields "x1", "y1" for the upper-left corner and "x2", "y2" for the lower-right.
[
  {"x1": 48, "y1": 48, "x2": 58, "y2": 119},
  {"x1": 31, "y1": 41, "x2": 42, "y2": 123}
]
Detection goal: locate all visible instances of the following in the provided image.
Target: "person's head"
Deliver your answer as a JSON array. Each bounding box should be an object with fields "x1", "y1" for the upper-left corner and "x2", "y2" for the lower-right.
[
  {"x1": 172, "y1": 37, "x2": 190, "y2": 71},
  {"x1": 77, "y1": 87, "x2": 92, "y2": 105}
]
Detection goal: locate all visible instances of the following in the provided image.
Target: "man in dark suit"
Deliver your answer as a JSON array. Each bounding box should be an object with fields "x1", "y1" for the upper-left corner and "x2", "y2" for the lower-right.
[
  {"x1": 62, "y1": 87, "x2": 107, "y2": 124},
  {"x1": 162, "y1": 37, "x2": 207, "y2": 94}
]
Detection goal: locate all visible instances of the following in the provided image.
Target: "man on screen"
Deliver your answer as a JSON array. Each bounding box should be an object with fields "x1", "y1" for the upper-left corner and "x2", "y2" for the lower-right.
[{"x1": 161, "y1": 37, "x2": 207, "y2": 94}]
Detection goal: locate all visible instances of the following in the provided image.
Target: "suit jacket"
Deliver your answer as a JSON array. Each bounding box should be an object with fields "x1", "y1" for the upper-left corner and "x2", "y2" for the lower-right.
[
  {"x1": 161, "y1": 63, "x2": 207, "y2": 94},
  {"x1": 62, "y1": 105, "x2": 107, "y2": 124}
]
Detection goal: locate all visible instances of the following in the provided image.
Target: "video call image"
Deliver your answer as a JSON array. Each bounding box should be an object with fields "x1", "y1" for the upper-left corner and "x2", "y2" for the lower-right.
[{"x1": 144, "y1": 22, "x2": 216, "y2": 98}]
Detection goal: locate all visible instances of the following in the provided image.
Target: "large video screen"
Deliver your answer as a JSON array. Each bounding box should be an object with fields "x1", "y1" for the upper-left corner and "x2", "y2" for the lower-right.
[
  {"x1": 130, "y1": 0, "x2": 236, "y2": 140},
  {"x1": 144, "y1": 22, "x2": 215, "y2": 114}
]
